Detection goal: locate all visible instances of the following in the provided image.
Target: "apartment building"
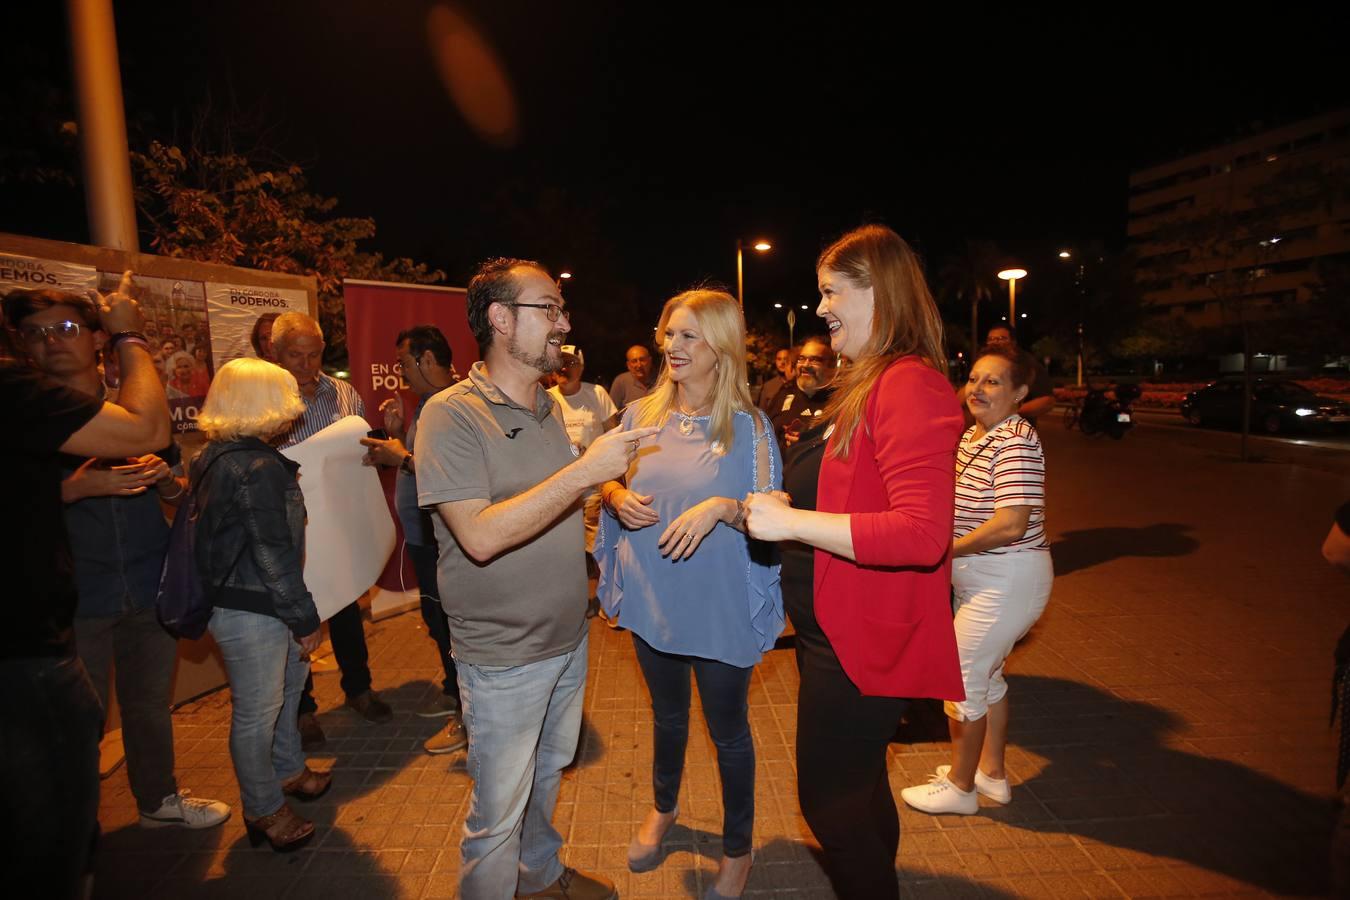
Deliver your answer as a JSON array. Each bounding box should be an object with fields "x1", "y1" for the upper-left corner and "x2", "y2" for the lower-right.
[{"x1": 1128, "y1": 110, "x2": 1350, "y2": 341}]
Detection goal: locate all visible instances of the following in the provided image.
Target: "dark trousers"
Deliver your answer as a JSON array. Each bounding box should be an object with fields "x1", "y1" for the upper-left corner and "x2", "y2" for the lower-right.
[
  {"x1": 407, "y1": 540, "x2": 459, "y2": 701},
  {"x1": 786, "y1": 560, "x2": 909, "y2": 900},
  {"x1": 298, "y1": 598, "x2": 371, "y2": 715},
  {"x1": 0, "y1": 655, "x2": 102, "y2": 899},
  {"x1": 74, "y1": 606, "x2": 179, "y2": 812},
  {"x1": 632, "y1": 633, "x2": 755, "y2": 857}
]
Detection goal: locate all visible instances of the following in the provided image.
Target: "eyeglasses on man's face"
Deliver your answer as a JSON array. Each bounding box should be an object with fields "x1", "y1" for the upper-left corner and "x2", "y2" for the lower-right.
[
  {"x1": 797, "y1": 354, "x2": 832, "y2": 367},
  {"x1": 509, "y1": 302, "x2": 571, "y2": 323},
  {"x1": 18, "y1": 320, "x2": 85, "y2": 344}
]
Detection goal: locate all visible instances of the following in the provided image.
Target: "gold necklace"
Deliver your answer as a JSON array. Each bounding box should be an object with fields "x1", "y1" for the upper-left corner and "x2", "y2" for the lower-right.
[{"x1": 675, "y1": 400, "x2": 708, "y2": 436}]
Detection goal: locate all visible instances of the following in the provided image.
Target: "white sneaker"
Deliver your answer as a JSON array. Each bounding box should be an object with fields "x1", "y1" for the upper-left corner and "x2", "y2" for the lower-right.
[
  {"x1": 936, "y1": 764, "x2": 1012, "y2": 804},
  {"x1": 900, "y1": 773, "x2": 978, "y2": 815},
  {"x1": 140, "y1": 790, "x2": 232, "y2": 829}
]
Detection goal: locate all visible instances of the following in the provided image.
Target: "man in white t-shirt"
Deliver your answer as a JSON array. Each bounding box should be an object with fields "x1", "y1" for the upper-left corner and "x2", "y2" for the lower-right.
[{"x1": 547, "y1": 345, "x2": 619, "y2": 556}]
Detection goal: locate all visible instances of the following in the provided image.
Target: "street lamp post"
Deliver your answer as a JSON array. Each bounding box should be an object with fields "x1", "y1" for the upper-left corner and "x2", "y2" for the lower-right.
[
  {"x1": 997, "y1": 268, "x2": 1026, "y2": 324},
  {"x1": 736, "y1": 239, "x2": 772, "y2": 307},
  {"x1": 1059, "y1": 250, "x2": 1086, "y2": 387}
]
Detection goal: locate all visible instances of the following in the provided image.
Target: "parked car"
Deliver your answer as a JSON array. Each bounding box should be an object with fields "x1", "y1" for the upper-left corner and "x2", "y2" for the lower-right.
[{"x1": 1180, "y1": 379, "x2": 1350, "y2": 434}]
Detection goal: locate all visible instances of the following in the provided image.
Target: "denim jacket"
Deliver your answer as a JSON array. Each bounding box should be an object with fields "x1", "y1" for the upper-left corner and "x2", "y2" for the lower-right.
[
  {"x1": 192, "y1": 437, "x2": 319, "y2": 637},
  {"x1": 61, "y1": 448, "x2": 176, "y2": 619}
]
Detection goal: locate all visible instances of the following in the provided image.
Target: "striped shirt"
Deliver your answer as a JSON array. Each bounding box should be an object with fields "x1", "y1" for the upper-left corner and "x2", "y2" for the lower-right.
[
  {"x1": 953, "y1": 415, "x2": 1047, "y2": 553},
  {"x1": 278, "y1": 373, "x2": 366, "y2": 449}
]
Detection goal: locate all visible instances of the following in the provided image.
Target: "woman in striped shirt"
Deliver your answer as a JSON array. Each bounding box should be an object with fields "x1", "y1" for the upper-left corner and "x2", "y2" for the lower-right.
[{"x1": 901, "y1": 344, "x2": 1053, "y2": 816}]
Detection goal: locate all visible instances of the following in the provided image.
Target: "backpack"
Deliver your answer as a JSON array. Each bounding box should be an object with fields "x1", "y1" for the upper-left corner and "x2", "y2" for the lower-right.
[{"x1": 155, "y1": 449, "x2": 248, "y2": 639}]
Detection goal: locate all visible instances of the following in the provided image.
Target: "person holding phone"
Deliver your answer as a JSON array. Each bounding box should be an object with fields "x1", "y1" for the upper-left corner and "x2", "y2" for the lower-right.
[{"x1": 360, "y1": 326, "x2": 467, "y2": 756}]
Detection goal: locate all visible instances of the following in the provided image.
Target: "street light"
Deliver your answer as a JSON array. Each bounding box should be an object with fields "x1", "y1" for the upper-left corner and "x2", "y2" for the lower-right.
[
  {"x1": 736, "y1": 239, "x2": 772, "y2": 307},
  {"x1": 997, "y1": 267, "x2": 1026, "y2": 323},
  {"x1": 1058, "y1": 249, "x2": 1088, "y2": 387}
]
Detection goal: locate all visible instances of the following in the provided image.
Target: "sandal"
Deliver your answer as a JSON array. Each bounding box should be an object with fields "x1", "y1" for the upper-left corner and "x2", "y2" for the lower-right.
[
  {"x1": 281, "y1": 766, "x2": 333, "y2": 802},
  {"x1": 244, "y1": 802, "x2": 315, "y2": 852}
]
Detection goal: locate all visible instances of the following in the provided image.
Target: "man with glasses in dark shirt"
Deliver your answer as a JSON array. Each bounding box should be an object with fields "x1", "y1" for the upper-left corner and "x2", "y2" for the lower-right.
[
  {"x1": 768, "y1": 336, "x2": 839, "y2": 450},
  {"x1": 1, "y1": 272, "x2": 171, "y2": 898},
  {"x1": 7, "y1": 287, "x2": 232, "y2": 833}
]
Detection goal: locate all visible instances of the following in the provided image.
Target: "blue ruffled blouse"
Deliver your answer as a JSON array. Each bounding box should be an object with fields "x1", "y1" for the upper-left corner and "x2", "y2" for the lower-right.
[{"x1": 596, "y1": 405, "x2": 784, "y2": 667}]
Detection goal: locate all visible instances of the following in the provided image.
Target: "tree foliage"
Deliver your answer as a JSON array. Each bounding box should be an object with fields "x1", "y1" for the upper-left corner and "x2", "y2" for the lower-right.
[
  {"x1": 936, "y1": 240, "x2": 1003, "y2": 357},
  {"x1": 131, "y1": 140, "x2": 444, "y2": 365}
]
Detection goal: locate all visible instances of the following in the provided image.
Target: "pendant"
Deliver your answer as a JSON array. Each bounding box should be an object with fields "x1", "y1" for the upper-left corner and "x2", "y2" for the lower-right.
[{"x1": 678, "y1": 415, "x2": 695, "y2": 436}]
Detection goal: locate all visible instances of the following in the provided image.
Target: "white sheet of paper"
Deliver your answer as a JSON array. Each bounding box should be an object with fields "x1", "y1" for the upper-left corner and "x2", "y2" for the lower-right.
[{"x1": 281, "y1": 415, "x2": 395, "y2": 622}]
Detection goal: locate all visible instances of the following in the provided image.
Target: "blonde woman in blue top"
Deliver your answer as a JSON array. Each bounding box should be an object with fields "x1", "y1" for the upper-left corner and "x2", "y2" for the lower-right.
[{"x1": 596, "y1": 289, "x2": 782, "y2": 899}]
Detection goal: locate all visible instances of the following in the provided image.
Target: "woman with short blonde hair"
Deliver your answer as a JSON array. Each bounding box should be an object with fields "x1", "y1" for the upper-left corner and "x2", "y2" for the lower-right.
[
  {"x1": 197, "y1": 358, "x2": 305, "y2": 441},
  {"x1": 597, "y1": 289, "x2": 782, "y2": 898},
  {"x1": 192, "y1": 357, "x2": 328, "y2": 852}
]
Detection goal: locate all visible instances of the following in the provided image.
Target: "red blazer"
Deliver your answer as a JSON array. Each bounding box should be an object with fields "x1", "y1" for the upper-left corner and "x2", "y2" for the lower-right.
[{"x1": 814, "y1": 356, "x2": 965, "y2": 699}]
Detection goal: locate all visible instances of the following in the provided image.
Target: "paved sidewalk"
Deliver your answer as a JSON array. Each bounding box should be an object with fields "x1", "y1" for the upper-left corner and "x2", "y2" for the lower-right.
[{"x1": 92, "y1": 424, "x2": 1349, "y2": 897}]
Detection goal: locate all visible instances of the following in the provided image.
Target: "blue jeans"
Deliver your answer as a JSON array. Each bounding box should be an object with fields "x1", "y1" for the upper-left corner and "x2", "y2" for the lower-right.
[
  {"x1": 0, "y1": 655, "x2": 102, "y2": 900},
  {"x1": 633, "y1": 634, "x2": 756, "y2": 857},
  {"x1": 208, "y1": 608, "x2": 308, "y2": 818},
  {"x1": 457, "y1": 634, "x2": 588, "y2": 900}
]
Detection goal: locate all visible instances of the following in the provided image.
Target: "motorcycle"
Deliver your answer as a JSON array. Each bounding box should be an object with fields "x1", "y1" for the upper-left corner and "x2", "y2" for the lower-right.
[{"x1": 1068, "y1": 382, "x2": 1140, "y2": 439}]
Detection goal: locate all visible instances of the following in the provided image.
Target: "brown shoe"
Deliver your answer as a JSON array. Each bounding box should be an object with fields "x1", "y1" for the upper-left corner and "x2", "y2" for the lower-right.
[
  {"x1": 298, "y1": 712, "x2": 326, "y2": 750},
  {"x1": 424, "y1": 715, "x2": 468, "y2": 755},
  {"x1": 244, "y1": 802, "x2": 315, "y2": 852},
  {"x1": 345, "y1": 689, "x2": 393, "y2": 723},
  {"x1": 517, "y1": 867, "x2": 617, "y2": 899},
  {"x1": 281, "y1": 766, "x2": 333, "y2": 802}
]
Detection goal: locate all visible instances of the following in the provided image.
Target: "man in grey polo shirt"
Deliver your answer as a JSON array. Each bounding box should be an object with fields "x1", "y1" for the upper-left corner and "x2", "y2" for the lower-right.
[{"x1": 416, "y1": 257, "x2": 656, "y2": 900}]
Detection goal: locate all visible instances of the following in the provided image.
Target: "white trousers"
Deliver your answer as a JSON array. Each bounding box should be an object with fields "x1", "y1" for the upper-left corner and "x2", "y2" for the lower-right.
[{"x1": 945, "y1": 550, "x2": 1053, "y2": 722}]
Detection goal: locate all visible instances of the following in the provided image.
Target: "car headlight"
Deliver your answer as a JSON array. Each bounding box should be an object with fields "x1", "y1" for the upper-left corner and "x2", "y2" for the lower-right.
[{"x1": 1294, "y1": 408, "x2": 1314, "y2": 416}]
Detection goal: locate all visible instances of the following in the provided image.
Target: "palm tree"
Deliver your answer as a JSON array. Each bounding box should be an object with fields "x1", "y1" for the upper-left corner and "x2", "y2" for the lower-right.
[{"x1": 938, "y1": 240, "x2": 1004, "y2": 359}]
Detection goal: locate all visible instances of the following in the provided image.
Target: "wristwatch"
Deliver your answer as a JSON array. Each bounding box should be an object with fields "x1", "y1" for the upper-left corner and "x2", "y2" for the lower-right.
[{"x1": 400, "y1": 451, "x2": 414, "y2": 474}]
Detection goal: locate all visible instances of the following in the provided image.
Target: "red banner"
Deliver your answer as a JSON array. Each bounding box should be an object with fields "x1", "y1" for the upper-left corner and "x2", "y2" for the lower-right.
[{"x1": 342, "y1": 279, "x2": 474, "y2": 599}]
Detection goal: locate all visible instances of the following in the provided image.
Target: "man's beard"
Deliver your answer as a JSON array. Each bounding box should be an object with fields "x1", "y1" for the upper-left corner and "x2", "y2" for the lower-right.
[
  {"x1": 508, "y1": 331, "x2": 565, "y2": 373},
  {"x1": 797, "y1": 368, "x2": 834, "y2": 395}
]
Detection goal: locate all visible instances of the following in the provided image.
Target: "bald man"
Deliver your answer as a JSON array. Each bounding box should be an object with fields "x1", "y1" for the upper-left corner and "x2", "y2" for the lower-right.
[{"x1": 609, "y1": 344, "x2": 654, "y2": 409}]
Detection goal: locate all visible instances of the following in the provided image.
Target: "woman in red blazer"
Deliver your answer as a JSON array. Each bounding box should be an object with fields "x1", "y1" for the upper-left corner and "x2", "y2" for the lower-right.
[{"x1": 745, "y1": 224, "x2": 964, "y2": 900}]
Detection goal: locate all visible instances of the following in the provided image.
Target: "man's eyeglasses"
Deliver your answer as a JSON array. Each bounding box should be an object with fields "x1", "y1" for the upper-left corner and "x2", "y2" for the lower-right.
[
  {"x1": 509, "y1": 302, "x2": 571, "y2": 323},
  {"x1": 797, "y1": 354, "x2": 832, "y2": 366},
  {"x1": 18, "y1": 320, "x2": 85, "y2": 344}
]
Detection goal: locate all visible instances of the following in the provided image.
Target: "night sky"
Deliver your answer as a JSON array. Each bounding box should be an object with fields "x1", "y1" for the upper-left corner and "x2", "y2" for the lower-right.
[{"x1": 4, "y1": 2, "x2": 1348, "y2": 366}]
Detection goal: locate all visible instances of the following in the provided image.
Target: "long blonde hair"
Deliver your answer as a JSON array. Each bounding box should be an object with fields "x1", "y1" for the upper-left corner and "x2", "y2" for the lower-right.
[
  {"x1": 634, "y1": 289, "x2": 755, "y2": 451},
  {"x1": 818, "y1": 224, "x2": 947, "y2": 459}
]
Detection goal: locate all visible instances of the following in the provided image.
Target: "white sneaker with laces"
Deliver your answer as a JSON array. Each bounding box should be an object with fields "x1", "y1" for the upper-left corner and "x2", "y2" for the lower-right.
[
  {"x1": 139, "y1": 790, "x2": 232, "y2": 829},
  {"x1": 936, "y1": 764, "x2": 1012, "y2": 804},
  {"x1": 900, "y1": 773, "x2": 978, "y2": 815}
]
